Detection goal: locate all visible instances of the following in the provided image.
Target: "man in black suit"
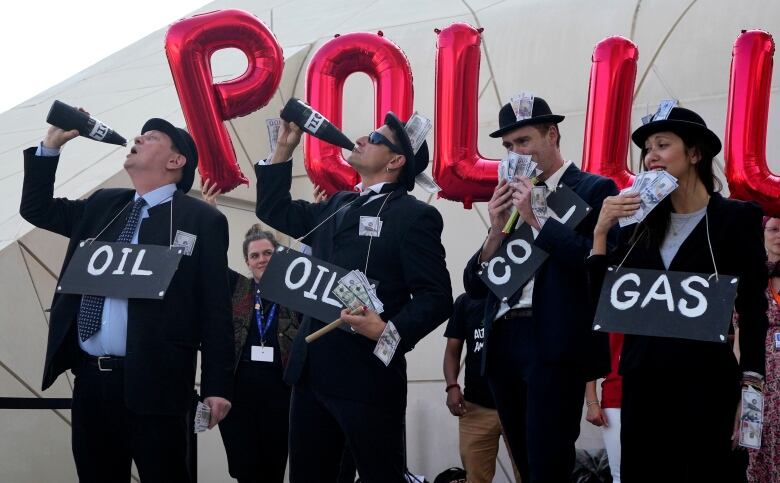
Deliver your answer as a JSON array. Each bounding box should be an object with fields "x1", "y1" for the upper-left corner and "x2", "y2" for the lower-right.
[
  {"x1": 255, "y1": 113, "x2": 452, "y2": 482},
  {"x1": 20, "y1": 115, "x2": 234, "y2": 482},
  {"x1": 463, "y1": 96, "x2": 617, "y2": 482}
]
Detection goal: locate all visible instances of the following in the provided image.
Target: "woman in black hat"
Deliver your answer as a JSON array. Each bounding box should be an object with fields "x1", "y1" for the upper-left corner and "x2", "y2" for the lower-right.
[{"x1": 587, "y1": 105, "x2": 768, "y2": 481}]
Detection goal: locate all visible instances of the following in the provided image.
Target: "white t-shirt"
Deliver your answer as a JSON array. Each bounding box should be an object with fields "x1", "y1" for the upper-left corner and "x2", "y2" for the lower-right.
[{"x1": 659, "y1": 206, "x2": 707, "y2": 269}]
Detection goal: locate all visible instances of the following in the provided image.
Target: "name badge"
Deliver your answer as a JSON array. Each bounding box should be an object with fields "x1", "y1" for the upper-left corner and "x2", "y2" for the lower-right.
[
  {"x1": 359, "y1": 216, "x2": 382, "y2": 237},
  {"x1": 775, "y1": 332, "x2": 780, "y2": 350},
  {"x1": 251, "y1": 346, "x2": 274, "y2": 362}
]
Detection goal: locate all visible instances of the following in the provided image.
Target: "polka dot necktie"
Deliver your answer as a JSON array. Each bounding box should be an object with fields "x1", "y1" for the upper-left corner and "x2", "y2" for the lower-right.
[{"x1": 76, "y1": 197, "x2": 147, "y2": 342}]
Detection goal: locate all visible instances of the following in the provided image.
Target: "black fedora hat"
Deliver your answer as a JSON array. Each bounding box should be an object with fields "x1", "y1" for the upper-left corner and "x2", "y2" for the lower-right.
[
  {"x1": 141, "y1": 118, "x2": 199, "y2": 193},
  {"x1": 489, "y1": 96, "x2": 565, "y2": 138},
  {"x1": 631, "y1": 106, "x2": 721, "y2": 155},
  {"x1": 384, "y1": 111, "x2": 430, "y2": 191}
]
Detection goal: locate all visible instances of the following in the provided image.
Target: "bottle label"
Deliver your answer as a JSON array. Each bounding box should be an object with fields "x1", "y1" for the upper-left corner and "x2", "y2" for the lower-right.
[
  {"x1": 304, "y1": 111, "x2": 325, "y2": 134},
  {"x1": 88, "y1": 119, "x2": 109, "y2": 141}
]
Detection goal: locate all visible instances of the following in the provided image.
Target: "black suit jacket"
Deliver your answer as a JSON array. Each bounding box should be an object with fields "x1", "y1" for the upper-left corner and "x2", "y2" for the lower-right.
[
  {"x1": 255, "y1": 161, "x2": 453, "y2": 408},
  {"x1": 464, "y1": 164, "x2": 618, "y2": 381},
  {"x1": 20, "y1": 147, "x2": 234, "y2": 415},
  {"x1": 586, "y1": 193, "x2": 768, "y2": 377}
]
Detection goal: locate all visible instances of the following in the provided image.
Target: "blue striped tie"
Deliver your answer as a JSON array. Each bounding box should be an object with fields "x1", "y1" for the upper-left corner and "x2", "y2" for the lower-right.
[{"x1": 76, "y1": 197, "x2": 147, "y2": 342}]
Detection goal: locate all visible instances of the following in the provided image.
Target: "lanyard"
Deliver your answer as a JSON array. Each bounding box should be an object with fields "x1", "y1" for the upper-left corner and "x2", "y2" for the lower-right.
[{"x1": 254, "y1": 289, "x2": 277, "y2": 346}]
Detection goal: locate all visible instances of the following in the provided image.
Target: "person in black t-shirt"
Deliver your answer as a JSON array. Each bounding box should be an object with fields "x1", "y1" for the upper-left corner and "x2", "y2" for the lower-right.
[{"x1": 443, "y1": 294, "x2": 521, "y2": 483}]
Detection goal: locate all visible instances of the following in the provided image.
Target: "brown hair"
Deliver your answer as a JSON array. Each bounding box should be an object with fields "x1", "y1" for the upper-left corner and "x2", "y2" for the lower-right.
[{"x1": 242, "y1": 224, "x2": 279, "y2": 260}]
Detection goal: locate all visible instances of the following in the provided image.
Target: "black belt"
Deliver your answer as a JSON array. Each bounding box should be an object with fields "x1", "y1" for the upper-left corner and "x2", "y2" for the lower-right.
[
  {"x1": 498, "y1": 308, "x2": 533, "y2": 320},
  {"x1": 84, "y1": 355, "x2": 125, "y2": 372}
]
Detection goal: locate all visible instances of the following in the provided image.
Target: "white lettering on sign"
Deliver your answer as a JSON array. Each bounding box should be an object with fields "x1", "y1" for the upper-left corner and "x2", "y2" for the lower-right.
[
  {"x1": 282, "y1": 256, "x2": 347, "y2": 308},
  {"x1": 641, "y1": 274, "x2": 674, "y2": 311},
  {"x1": 505, "y1": 239, "x2": 532, "y2": 265},
  {"x1": 610, "y1": 272, "x2": 710, "y2": 318},
  {"x1": 112, "y1": 247, "x2": 133, "y2": 275},
  {"x1": 610, "y1": 272, "x2": 641, "y2": 310},
  {"x1": 487, "y1": 257, "x2": 511, "y2": 285},
  {"x1": 130, "y1": 249, "x2": 153, "y2": 276},
  {"x1": 87, "y1": 245, "x2": 113, "y2": 275},
  {"x1": 304, "y1": 265, "x2": 329, "y2": 300},
  {"x1": 285, "y1": 257, "x2": 312, "y2": 290},
  {"x1": 87, "y1": 245, "x2": 155, "y2": 277},
  {"x1": 679, "y1": 275, "x2": 709, "y2": 318},
  {"x1": 549, "y1": 205, "x2": 577, "y2": 225},
  {"x1": 320, "y1": 271, "x2": 342, "y2": 308}
]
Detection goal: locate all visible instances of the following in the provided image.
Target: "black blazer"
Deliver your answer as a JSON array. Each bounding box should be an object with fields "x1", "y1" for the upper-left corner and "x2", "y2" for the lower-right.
[
  {"x1": 20, "y1": 147, "x2": 234, "y2": 415},
  {"x1": 464, "y1": 164, "x2": 618, "y2": 381},
  {"x1": 255, "y1": 161, "x2": 453, "y2": 407},
  {"x1": 587, "y1": 193, "x2": 768, "y2": 377}
]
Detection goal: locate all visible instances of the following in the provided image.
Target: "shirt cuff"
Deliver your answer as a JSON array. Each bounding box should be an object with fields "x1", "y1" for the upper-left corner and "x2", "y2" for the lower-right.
[{"x1": 36, "y1": 142, "x2": 61, "y2": 157}]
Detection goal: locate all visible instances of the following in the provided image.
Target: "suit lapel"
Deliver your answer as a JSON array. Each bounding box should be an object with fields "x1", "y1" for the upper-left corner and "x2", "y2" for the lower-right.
[{"x1": 558, "y1": 163, "x2": 584, "y2": 191}]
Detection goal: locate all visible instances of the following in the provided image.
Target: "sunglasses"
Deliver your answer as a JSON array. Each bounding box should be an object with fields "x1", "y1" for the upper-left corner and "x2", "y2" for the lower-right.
[{"x1": 367, "y1": 131, "x2": 402, "y2": 155}]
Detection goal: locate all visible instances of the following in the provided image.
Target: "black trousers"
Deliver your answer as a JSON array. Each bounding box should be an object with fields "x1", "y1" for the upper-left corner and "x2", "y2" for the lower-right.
[
  {"x1": 288, "y1": 383, "x2": 406, "y2": 483},
  {"x1": 71, "y1": 363, "x2": 188, "y2": 483},
  {"x1": 218, "y1": 361, "x2": 291, "y2": 483},
  {"x1": 486, "y1": 316, "x2": 585, "y2": 483},
  {"x1": 620, "y1": 368, "x2": 741, "y2": 483}
]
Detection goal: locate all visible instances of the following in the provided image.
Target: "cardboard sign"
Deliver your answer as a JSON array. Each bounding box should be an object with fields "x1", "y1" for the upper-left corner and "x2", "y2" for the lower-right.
[
  {"x1": 593, "y1": 267, "x2": 739, "y2": 343},
  {"x1": 257, "y1": 247, "x2": 369, "y2": 332},
  {"x1": 478, "y1": 184, "x2": 591, "y2": 301},
  {"x1": 57, "y1": 241, "x2": 184, "y2": 299}
]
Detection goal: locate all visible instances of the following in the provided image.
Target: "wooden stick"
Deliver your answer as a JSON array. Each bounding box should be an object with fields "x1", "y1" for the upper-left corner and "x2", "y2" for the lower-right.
[{"x1": 305, "y1": 307, "x2": 365, "y2": 343}]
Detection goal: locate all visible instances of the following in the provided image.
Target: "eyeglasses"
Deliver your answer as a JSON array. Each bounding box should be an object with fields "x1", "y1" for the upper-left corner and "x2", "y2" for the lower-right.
[{"x1": 367, "y1": 131, "x2": 402, "y2": 155}]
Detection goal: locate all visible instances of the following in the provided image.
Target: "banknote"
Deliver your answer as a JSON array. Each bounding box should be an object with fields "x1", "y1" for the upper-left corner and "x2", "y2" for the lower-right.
[
  {"x1": 510, "y1": 92, "x2": 534, "y2": 120},
  {"x1": 266, "y1": 118, "x2": 281, "y2": 154},
  {"x1": 405, "y1": 112, "x2": 432, "y2": 155},
  {"x1": 373, "y1": 321, "x2": 401, "y2": 366}
]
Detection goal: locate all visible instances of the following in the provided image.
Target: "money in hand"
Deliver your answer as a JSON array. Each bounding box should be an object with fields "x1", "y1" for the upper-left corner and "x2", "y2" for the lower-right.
[
  {"x1": 531, "y1": 186, "x2": 549, "y2": 226},
  {"x1": 193, "y1": 401, "x2": 211, "y2": 433},
  {"x1": 618, "y1": 170, "x2": 678, "y2": 227},
  {"x1": 266, "y1": 118, "x2": 281, "y2": 155},
  {"x1": 332, "y1": 270, "x2": 384, "y2": 315}
]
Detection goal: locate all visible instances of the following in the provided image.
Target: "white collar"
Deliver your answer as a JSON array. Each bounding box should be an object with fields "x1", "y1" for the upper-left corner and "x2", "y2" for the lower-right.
[
  {"x1": 542, "y1": 160, "x2": 572, "y2": 191},
  {"x1": 135, "y1": 183, "x2": 176, "y2": 207},
  {"x1": 353, "y1": 181, "x2": 389, "y2": 196}
]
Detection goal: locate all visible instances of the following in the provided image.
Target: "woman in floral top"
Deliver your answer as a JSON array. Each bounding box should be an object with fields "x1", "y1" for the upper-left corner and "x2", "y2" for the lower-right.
[{"x1": 748, "y1": 216, "x2": 780, "y2": 482}]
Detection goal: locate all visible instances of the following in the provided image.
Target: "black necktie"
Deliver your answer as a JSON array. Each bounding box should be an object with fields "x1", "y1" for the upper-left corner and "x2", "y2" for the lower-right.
[{"x1": 76, "y1": 197, "x2": 147, "y2": 342}]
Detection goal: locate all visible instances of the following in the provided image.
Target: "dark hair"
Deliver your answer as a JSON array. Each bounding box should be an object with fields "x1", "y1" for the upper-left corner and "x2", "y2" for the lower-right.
[
  {"x1": 534, "y1": 123, "x2": 561, "y2": 148},
  {"x1": 631, "y1": 131, "x2": 721, "y2": 247},
  {"x1": 242, "y1": 224, "x2": 279, "y2": 260}
]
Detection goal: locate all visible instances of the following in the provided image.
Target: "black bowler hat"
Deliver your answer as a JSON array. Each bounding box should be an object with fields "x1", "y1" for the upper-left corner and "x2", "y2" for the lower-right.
[
  {"x1": 384, "y1": 111, "x2": 430, "y2": 191},
  {"x1": 631, "y1": 106, "x2": 722, "y2": 156},
  {"x1": 141, "y1": 118, "x2": 199, "y2": 193},
  {"x1": 489, "y1": 96, "x2": 565, "y2": 138}
]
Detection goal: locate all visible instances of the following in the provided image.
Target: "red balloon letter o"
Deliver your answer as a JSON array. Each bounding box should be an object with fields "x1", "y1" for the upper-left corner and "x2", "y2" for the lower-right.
[
  {"x1": 165, "y1": 9, "x2": 284, "y2": 192},
  {"x1": 306, "y1": 32, "x2": 414, "y2": 194}
]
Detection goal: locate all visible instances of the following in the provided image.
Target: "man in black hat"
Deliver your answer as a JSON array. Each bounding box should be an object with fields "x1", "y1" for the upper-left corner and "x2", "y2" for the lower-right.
[
  {"x1": 20, "y1": 116, "x2": 234, "y2": 482},
  {"x1": 254, "y1": 113, "x2": 452, "y2": 482},
  {"x1": 463, "y1": 96, "x2": 618, "y2": 482}
]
